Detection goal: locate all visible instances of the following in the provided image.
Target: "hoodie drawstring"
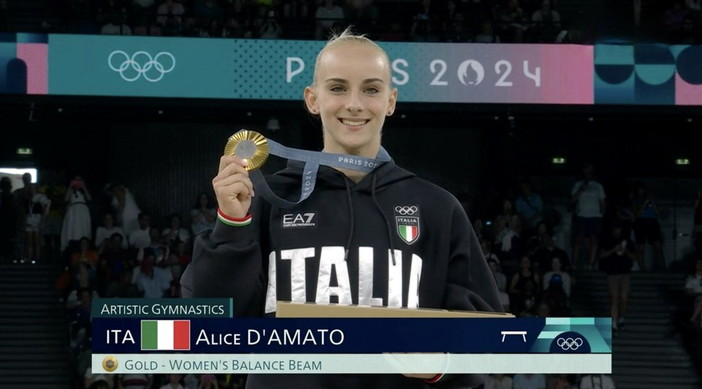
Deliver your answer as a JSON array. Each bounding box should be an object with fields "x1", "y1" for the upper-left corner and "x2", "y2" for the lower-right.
[
  {"x1": 344, "y1": 178, "x2": 354, "y2": 261},
  {"x1": 342, "y1": 172, "x2": 397, "y2": 266},
  {"x1": 371, "y1": 174, "x2": 397, "y2": 266}
]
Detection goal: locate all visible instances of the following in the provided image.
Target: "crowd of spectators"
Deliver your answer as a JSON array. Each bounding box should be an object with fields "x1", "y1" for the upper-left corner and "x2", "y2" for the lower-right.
[
  {"x1": 1, "y1": 0, "x2": 702, "y2": 44},
  {"x1": 0, "y1": 174, "x2": 217, "y2": 387}
]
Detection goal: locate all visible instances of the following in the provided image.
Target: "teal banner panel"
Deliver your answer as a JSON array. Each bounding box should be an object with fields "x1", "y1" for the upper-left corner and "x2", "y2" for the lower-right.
[{"x1": 46, "y1": 34, "x2": 593, "y2": 104}]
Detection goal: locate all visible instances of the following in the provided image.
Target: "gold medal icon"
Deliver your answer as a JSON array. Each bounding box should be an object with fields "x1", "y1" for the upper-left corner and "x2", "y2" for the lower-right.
[
  {"x1": 102, "y1": 356, "x2": 119, "y2": 372},
  {"x1": 224, "y1": 130, "x2": 269, "y2": 171}
]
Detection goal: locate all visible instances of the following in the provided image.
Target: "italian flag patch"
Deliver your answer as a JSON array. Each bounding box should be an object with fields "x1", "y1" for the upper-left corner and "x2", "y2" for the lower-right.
[
  {"x1": 396, "y1": 216, "x2": 420, "y2": 244},
  {"x1": 399, "y1": 225, "x2": 418, "y2": 242},
  {"x1": 141, "y1": 320, "x2": 190, "y2": 350}
]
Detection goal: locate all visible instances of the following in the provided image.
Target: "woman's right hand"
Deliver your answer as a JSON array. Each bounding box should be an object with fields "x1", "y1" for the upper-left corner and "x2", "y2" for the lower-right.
[{"x1": 213, "y1": 155, "x2": 255, "y2": 219}]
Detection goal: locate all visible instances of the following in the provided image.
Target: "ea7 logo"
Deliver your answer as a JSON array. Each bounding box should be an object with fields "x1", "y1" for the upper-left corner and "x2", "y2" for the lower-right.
[{"x1": 282, "y1": 213, "x2": 317, "y2": 228}]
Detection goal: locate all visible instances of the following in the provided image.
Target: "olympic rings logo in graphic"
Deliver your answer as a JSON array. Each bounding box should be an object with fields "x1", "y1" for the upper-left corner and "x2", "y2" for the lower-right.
[
  {"x1": 108, "y1": 50, "x2": 176, "y2": 82},
  {"x1": 556, "y1": 337, "x2": 583, "y2": 351},
  {"x1": 395, "y1": 206, "x2": 418, "y2": 215}
]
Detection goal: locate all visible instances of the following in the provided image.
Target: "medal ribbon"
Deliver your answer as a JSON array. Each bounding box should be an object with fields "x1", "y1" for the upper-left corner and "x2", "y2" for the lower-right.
[{"x1": 250, "y1": 137, "x2": 391, "y2": 208}]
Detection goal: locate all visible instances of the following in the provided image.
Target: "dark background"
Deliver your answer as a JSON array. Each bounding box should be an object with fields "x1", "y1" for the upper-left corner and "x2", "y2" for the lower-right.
[{"x1": 1, "y1": 94, "x2": 700, "y2": 223}]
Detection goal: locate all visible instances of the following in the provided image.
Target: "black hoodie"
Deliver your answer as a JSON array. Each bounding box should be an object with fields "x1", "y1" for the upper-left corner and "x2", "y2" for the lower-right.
[{"x1": 181, "y1": 159, "x2": 503, "y2": 388}]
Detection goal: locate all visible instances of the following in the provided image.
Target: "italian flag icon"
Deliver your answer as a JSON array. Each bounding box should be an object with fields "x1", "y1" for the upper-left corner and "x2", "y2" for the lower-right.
[
  {"x1": 399, "y1": 225, "x2": 417, "y2": 242},
  {"x1": 141, "y1": 320, "x2": 190, "y2": 350}
]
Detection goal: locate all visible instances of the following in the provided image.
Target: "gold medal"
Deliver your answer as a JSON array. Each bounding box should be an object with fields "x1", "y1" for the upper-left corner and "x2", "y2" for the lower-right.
[
  {"x1": 224, "y1": 130, "x2": 269, "y2": 171},
  {"x1": 102, "y1": 356, "x2": 119, "y2": 372}
]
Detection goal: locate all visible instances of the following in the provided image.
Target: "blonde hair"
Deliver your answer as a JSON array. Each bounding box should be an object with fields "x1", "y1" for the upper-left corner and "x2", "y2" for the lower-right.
[{"x1": 311, "y1": 26, "x2": 392, "y2": 86}]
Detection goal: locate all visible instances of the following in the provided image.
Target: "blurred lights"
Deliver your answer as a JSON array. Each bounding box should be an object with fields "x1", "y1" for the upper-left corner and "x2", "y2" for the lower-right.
[
  {"x1": 0, "y1": 168, "x2": 38, "y2": 183},
  {"x1": 552, "y1": 157, "x2": 566, "y2": 164}
]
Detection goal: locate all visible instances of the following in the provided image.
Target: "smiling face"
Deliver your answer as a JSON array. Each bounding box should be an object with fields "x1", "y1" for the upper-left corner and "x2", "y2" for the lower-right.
[{"x1": 304, "y1": 40, "x2": 397, "y2": 157}]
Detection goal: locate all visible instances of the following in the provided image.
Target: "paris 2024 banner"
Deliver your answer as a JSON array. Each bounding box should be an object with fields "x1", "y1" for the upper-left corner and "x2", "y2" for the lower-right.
[{"x1": 2, "y1": 33, "x2": 702, "y2": 105}]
